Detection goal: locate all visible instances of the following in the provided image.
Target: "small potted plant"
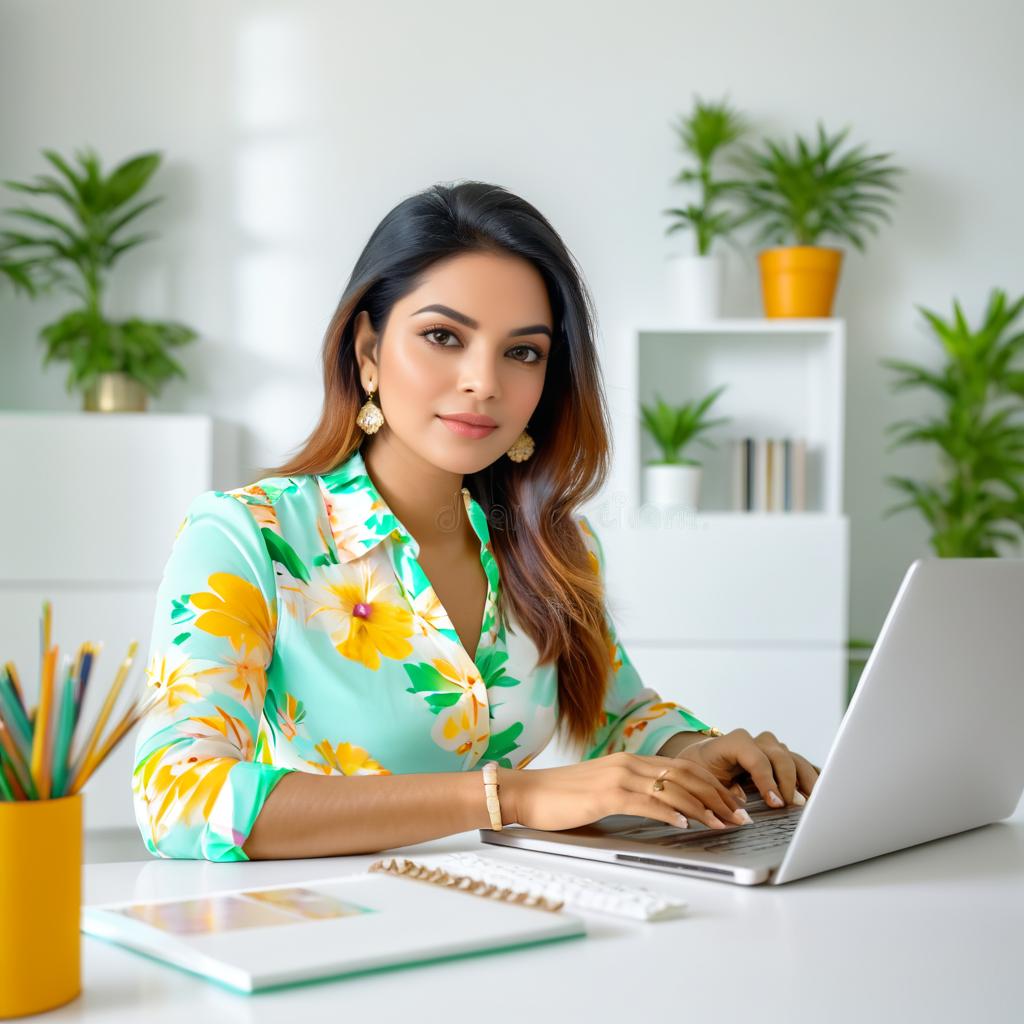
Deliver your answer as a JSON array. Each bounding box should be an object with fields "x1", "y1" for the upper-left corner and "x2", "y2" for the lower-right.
[
  {"x1": 663, "y1": 96, "x2": 751, "y2": 322},
  {"x1": 881, "y1": 287, "x2": 1024, "y2": 556},
  {"x1": 640, "y1": 384, "x2": 729, "y2": 510},
  {"x1": 1, "y1": 146, "x2": 198, "y2": 412},
  {"x1": 735, "y1": 121, "x2": 905, "y2": 317}
]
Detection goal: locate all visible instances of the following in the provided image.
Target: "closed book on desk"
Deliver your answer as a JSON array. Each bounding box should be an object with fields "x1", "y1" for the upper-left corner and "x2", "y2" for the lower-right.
[{"x1": 81, "y1": 861, "x2": 586, "y2": 994}]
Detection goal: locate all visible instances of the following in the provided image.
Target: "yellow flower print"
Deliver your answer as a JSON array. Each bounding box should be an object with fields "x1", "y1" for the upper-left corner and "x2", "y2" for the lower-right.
[
  {"x1": 428, "y1": 657, "x2": 490, "y2": 759},
  {"x1": 179, "y1": 706, "x2": 256, "y2": 762},
  {"x1": 410, "y1": 587, "x2": 449, "y2": 637},
  {"x1": 192, "y1": 642, "x2": 268, "y2": 707},
  {"x1": 307, "y1": 740, "x2": 391, "y2": 776},
  {"x1": 133, "y1": 741, "x2": 236, "y2": 840},
  {"x1": 304, "y1": 559, "x2": 414, "y2": 670},
  {"x1": 144, "y1": 648, "x2": 202, "y2": 711},
  {"x1": 275, "y1": 692, "x2": 305, "y2": 740},
  {"x1": 191, "y1": 572, "x2": 276, "y2": 661},
  {"x1": 621, "y1": 701, "x2": 676, "y2": 741}
]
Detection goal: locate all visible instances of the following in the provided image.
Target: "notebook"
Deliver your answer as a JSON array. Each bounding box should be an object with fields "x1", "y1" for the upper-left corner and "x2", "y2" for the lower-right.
[{"x1": 80, "y1": 856, "x2": 586, "y2": 994}]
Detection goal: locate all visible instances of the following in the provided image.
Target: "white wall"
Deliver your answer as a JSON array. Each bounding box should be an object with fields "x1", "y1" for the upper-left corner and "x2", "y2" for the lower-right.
[{"x1": 1, "y1": 0, "x2": 1021, "y2": 645}]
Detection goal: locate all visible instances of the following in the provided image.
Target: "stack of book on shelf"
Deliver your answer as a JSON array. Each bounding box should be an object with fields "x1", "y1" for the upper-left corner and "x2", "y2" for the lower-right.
[{"x1": 731, "y1": 437, "x2": 807, "y2": 512}]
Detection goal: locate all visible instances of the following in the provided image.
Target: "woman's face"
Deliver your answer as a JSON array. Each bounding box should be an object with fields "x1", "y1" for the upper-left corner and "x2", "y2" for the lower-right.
[{"x1": 355, "y1": 250, "x2": 553, "y2": 475}]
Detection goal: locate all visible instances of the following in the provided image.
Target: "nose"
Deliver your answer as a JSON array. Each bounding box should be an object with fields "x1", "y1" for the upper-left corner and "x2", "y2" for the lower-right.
[{"x1": 456, "y1": 344, "x2": 502, "y2": 400}]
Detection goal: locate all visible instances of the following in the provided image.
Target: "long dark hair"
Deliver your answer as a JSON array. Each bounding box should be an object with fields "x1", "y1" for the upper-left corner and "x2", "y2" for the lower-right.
[{"x1": 263, "y1": 181, "x2": 614, "y2": 757}]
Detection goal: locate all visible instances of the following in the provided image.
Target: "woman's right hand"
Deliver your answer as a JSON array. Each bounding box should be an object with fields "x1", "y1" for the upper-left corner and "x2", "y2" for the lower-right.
[{"x1": 498, "y1": 752, "x2": 751, "y2": 832}]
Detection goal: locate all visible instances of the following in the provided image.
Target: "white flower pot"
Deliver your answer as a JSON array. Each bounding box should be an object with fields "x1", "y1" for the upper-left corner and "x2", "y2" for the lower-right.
[
  {"x1": 666, "y1": 253, "x2": 724, "y2": 324},
  {"x1": 643, "y1": 463, "x2": 702, "y2": 511}
]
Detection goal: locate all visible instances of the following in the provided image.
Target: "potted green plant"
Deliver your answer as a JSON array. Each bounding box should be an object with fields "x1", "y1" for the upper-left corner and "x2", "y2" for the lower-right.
[
  {"x1": 640, "y1": 384, "x2": 730, "y2": 510},
  {"x1": 1, "y1": 147, "x2": 198, "y2": 411},
  {"x1": 735, "y1": 121, "x2": 905, "y2": 317},
  {"x1": 663, "y1": 96, "x2": 751, "y2": 323},
  {"x1": 881, "y1": 287, "x2": 1024, "y2": 556}
]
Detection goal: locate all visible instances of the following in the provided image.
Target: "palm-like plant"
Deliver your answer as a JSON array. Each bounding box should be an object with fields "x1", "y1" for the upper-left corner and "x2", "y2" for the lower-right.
[
  {"x1": 641, "y1": 385, "x2": 730, "y2": 465},
  {"x1": 1, "y1": 147, "x2": 197, "y2": 397},
  {"x1": 882, "y1": 288, "x2": 1024, "y2": 556},
  {"x1": 663, "y1": 96, "x2": 752, "y2": 256},
  {"x1": 735, "y1": 121, "x2": 905, "y2": 250}
]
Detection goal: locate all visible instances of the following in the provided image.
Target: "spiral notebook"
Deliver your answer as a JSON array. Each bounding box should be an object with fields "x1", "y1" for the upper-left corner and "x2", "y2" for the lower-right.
[{"x1": 80, "y1": 856, "x2": 587, "y2": 994}]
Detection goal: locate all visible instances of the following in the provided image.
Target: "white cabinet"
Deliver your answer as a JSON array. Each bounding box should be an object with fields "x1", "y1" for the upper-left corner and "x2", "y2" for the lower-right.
[{"x1": 0, "y1": 413, "x2": 239, "y2": 831}]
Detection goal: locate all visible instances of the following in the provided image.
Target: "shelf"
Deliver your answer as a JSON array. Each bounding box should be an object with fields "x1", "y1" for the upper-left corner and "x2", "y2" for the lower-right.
[{"x1": 634, "y1": 320, "x2": 845, "y2": 515}]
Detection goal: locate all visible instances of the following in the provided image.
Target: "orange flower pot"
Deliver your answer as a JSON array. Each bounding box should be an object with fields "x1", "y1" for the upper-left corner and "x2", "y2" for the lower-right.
[{"x1": 758, "y1": 245, "x2": 844, "y2": 317}]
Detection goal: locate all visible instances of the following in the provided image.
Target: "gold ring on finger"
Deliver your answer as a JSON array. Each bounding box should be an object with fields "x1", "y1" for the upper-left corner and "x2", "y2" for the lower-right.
[{"x1": 652, "y1": 769, "x2": 669, "y2": 793}]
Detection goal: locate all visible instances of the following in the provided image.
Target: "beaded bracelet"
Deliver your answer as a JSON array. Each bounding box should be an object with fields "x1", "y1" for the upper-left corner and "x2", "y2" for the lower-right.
[{"x1": 481, "y1": 761, "x2": 503, "y2": 831}]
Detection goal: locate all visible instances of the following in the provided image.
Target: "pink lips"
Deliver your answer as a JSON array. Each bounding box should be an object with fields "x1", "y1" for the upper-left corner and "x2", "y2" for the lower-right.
[{"x1": 437, "y1": 414, "x2": 498, "y2": 439}]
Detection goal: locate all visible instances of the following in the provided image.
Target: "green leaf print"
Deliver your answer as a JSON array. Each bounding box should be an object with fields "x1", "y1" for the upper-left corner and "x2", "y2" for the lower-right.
[
  {"x1": 171, "y1": 632, "x2": 191, "y2": 646},
  {"x1": 170, "y1": 595, "x2": 194, "y2": 623},
  {"x1": 312, "y1": 549, "x2": 339, "y2": 567},
  {"x1": 423, "y1": 692, "x2": 463, "y2": 713},
  {"x1": 403, "y1": 661, "x2": 462, "y2": 696},
  {"x1": 261, "y1": 528, "x2": 311, "y2": 583},
  {"x1": 475, "y1": 647, "x2": 517, "y2": 689},
  {"x1": 481, "y1": 722, "x2": 524, "y2": 767}
]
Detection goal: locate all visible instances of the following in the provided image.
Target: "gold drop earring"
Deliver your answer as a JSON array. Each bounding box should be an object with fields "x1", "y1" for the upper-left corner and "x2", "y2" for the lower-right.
[
  {"x1": 356, "y1": 381, "x2": 384, "y2": 434},
  {"x1": 506, "y1": 427, "x2": 535, "y2": 462}
]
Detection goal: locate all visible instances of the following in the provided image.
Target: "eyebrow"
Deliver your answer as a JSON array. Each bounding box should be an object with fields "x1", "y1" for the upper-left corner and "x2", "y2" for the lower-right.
[{"x1": 411, "y1": 304, "x2": 552, "y2": 340}]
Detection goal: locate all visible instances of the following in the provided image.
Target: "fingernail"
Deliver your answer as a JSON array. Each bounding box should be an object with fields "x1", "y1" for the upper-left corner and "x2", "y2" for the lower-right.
[
  {"x1": 732, "y1": 808, "x2": 752, "y2": 825},
  {"x1": 793, "y1": 791, "x2": 807, "y2": 806},
  {"x1": 767, "y1": 790, "x2": 784, "y2": 807},
  {"x1": 676, "y1": 813, "x2": 689, "y2": 828}
]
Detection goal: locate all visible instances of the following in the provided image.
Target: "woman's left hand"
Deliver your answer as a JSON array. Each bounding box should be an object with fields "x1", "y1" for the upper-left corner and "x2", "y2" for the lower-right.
[{"x1": 672, "y1": 729, "x2": 821, "y2": 808}]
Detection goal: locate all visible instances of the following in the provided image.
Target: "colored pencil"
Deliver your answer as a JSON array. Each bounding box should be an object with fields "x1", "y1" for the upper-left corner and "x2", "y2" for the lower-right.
[
  {"x1": 49, "y1": 670, "x2": 77, "y2": 798},
  {"x1": 0, "y1": 717, "x2": 37, "y2": 799},
  {"x1": 30, "y1": 645, "x2": 57, "y2": 799},
  {"x1": 3, "y1": 661, "x2": 28, "y2": 719},
  {"x1": 0, "y1": 602, "x2": 152, "y2": 801},
  {"x1": 0, "y1": 668, "x2": 33, "y2": 758},
  {"x1": 1, "y1": 756, "x2": 27, "y2": 800},
  {"x1": 0, "y1": 755, "x2": 14, "y2": 800},
  {"x1": 67, "y1": 640, "x2": 138, "y2": 786},
  {"x1": 68, "y1": 690, "x2": 161, "y2": 795}
]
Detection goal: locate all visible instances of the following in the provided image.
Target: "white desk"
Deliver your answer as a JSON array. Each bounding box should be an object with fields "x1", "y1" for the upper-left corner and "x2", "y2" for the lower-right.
[{"x1": 52, "y1": 799, "x2": 1024, "y2": 1024}]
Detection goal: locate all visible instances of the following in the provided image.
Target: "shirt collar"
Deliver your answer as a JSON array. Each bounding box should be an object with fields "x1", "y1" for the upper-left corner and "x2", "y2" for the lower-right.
[{"x1": 316, "y1": 446, "x2": 493, "y2": 567}]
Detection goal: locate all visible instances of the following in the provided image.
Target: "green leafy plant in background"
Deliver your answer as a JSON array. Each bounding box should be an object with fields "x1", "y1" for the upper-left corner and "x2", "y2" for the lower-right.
[
  {"x1": 640, "y1": 384, "x2": 729, "y2": 465},
  {"x1": 1, "y1": 146, "x2": 197, "y2": 397},
  {"x1": 0, "y1": 235, "x2": 38, "y2": 295},
  {"x1": 882, "y1": 288, "x2": 1024, "y2": 556},
  {"x1": 663, "y1": 96, "x2": 752, "y2": 255},
  {"x1": 735, "y1": 121, "x2": 905, "y2": 249}
]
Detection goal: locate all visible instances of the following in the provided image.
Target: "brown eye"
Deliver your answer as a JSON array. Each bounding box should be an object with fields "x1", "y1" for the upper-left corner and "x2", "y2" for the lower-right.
[{"x1": 419, "y1": 326, "x2": 459, "y2": 347}]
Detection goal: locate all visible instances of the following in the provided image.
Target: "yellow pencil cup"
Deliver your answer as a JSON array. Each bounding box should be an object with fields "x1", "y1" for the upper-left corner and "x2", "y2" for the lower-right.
[{"x1": 0, "y1": 794, "x2": 83, "y2": 1018}]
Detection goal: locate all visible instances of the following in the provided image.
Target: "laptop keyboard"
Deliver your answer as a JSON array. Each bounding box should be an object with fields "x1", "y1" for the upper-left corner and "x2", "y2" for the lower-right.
[{"x1": 658, "y1": 804, "x2": 804, "y2": 853}]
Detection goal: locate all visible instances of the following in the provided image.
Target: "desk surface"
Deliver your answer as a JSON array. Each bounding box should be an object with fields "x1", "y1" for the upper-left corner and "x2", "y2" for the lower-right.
[{"x1": 54, "y1": 799, "x2": 1024, "y2": 1024}]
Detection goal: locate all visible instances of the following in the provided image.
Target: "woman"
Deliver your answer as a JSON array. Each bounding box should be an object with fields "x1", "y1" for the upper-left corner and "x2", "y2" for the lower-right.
[{"x1": 132, "y1": 180, "x2": 820, "y2": 861}]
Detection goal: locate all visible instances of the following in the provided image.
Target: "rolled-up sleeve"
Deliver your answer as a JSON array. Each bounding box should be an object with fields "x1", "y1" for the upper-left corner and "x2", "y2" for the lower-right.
[{"x1": 132, "y1": 489, "x2": 295, "y2": 861}]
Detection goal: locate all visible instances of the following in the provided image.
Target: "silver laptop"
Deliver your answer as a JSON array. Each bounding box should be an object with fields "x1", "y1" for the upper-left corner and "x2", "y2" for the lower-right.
[{"x1": 481, "y1": 558, "x2": 1024, "y2": 885}]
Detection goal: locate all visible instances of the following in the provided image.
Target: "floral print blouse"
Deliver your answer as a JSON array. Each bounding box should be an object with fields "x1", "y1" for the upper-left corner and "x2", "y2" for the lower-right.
[{"x1": 132, "y1": 446, "x2": 719, "y2": 861}]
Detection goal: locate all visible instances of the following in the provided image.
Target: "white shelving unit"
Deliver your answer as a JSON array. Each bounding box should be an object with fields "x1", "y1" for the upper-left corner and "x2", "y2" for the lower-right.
[
  {"x1": 0, "y1": 413, "x2": 240, "y2": 831},
  {"x1": 537, "y1": 319, "x2": 851, "y2": 769}
]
